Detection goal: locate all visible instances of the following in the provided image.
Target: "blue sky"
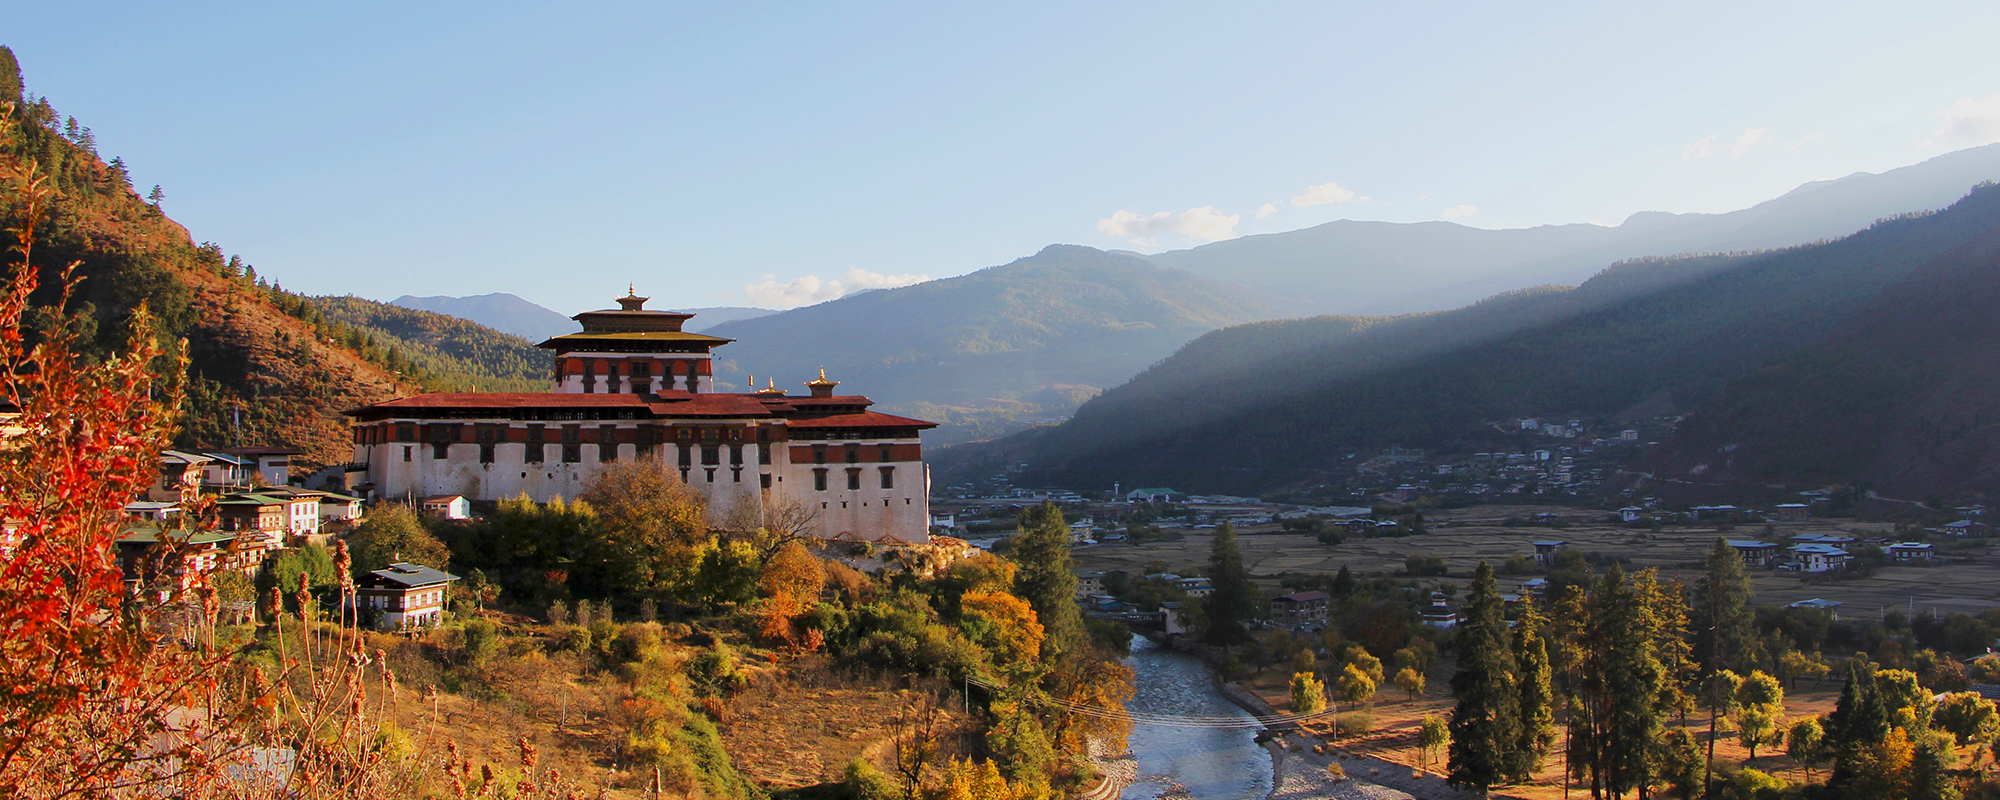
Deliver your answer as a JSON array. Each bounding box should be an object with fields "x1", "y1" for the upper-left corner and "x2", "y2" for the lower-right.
[{"x1": 9, "y1": 1, "x2": 2000, "y2": 314}]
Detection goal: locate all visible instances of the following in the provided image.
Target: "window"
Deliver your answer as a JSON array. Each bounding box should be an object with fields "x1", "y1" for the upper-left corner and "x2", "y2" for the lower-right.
[
  {"x1": 760, "y1": 473, "x2": 772, "y2": 489},
  {"x1": 845, "y1": 443, "x2": 860, "y2": 463},
  {"x1": 402, "y1": 446, "x2": 412, "y2": 462},
  {"x1": 704, "y1": 468, "x2": 716, "y2": 483},
  {"x1": 562, "y1": 444, "x2": 581, "y2": 463},
  {"x1": 731, "y1": 467, "x2": 742, "y2": 483},
  {"x1": 479, "y1": 443, "x2": 495, "y2": 464},
  {"x1": 879, "y1": 444, "x2": 894, "y2": 462},
  {"x1": 846, "y1": 468, "x2": 861, "y2": 491},
  {"x1": 678, "y1": 444, "x2": 693, "y2": 467},
  {"x1": 526, "y1": 442, "x2": 544, "y2": 463},
  {"x1": 702, "y1": 446, "x2": 720, "y2": 466},
  {"x1": 813, "y1": 444, "x2": 826, "y2": 465},
  {"x1": 729, "y1": 445, "x2": 742, "y2": 466},
  {"x1": 880, "y1": 466, "x2": 894, "y2": 490},
  {"x1": 432, "y1": 441, "x2": 450, "y2": 459},
  {"x1": 599, "y1": 425, "x2": 617, "y2": 462},
  {"x1": 396, "y1": 423, "x2": 415, "y2": 441},
  {"x1": 813, "y1": 469, "x2": 828, "y2": 491}
]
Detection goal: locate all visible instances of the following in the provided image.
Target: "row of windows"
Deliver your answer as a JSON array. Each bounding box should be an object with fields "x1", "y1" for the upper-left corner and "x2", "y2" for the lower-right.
[
  {"x1": 811, "y1": 467, "x2": 895, "y2": 491},
  {"x1": 809, "y1": 443, "x2": 907, "y2": 464},
  {"x1": 372, "y1": 422, "x2": 765, "y2": 445}
]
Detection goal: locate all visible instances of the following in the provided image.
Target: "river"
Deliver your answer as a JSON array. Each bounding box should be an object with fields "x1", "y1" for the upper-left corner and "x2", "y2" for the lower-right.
[{"x1": 1119, "y1": 635, "x2": 1273, "y2": 800}]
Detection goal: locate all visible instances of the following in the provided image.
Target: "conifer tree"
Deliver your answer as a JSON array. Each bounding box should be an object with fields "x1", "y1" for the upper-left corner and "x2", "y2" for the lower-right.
[
  {"x1": 1448, "y1": 562, "x2": 1521, "y2": 792},
  {"x1": 1202, "y1": 523, "x2": 1256, "y2": 647},
  {"x1": 1330, "y1": 564, "x2": 1355, "y2": 600},
  {"x1": 1511, "y1": 597, "x2": 1555, "y2": 780},
  {"x1": 0, "y1": 46, "x2": 19, "y2": 102},
  {"x1": 1694, "y1": 538, "x2": 1756, "y2": 791},
  {"x1": 1010, "y1": 502, "x2": 1083, "y2": 654},
  {"x1": 1594, "y1": 566, "x2": 1664, "y2": 797},
  {"x1": 1828, "y1": 659, "x2": 1889, "y2": 787},
  {"x1": 1909, "y1": 733, "x2": 1962, "y2": 800}
]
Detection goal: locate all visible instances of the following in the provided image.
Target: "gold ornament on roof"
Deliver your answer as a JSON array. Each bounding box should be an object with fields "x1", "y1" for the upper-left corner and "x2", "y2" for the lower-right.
[
  {"x1": 805, "y1": 367, "x2": 839, "y2": 387},
  {"x1": 755, "y1": 377, "x2": 785, "y2": 395}
]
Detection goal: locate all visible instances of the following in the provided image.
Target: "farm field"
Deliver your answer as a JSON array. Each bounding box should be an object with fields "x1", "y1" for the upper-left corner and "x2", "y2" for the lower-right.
[{"x1": 1070, "y1": 505, "x2": 2000, "y2": 617}]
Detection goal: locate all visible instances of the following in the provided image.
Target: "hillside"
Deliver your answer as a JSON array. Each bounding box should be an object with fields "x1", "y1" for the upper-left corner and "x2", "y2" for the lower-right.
[
  {"x1": 703, "y1": 245, "x2": 1286, "y2": 444},
  {"x1": 1637, "y1": 195, "x2": 2000, "y2": 500},
  {"x1": 984, "y1": 184, "x2": 2000, "y2": 495},
  {"x1": 1145, "y1": 144, "x2": 2000, "y2": 315},
  {"x1": 2, "y1": 56, "x2": 418, "y2": 470},
  {"x1": 310, "y1": 296, "x2": 549, "y2": 392},
  {"x1": 392, "y1": 292, "x2": 577, "y2": 342}
]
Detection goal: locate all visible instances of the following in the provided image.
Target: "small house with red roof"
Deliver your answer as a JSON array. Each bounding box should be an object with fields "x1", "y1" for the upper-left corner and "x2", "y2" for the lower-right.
[{"x1": 342, "y1": 289, "x2": 939, "y2": 543}]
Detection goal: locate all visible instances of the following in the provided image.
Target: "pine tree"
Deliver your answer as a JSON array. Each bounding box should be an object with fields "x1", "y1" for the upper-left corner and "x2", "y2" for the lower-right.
[
  {"x1": 1693, "y1": 538, "x2": 1755, "y2": 792},
  {"x1": 1511, "y1": 597, "x2": 1555, "y2": 780},
  {"x1": 1909, "y1": 732, "x2": 1962, "y2": 800},
  {"x1": 1447, "y1": 562, "x2": 1521, "y2": 792},
  {"x1": 0, "y1": 46, "x2": 19, "y2": 103},
  {"x1": 1010, "y1": 502, "x2": 1083, "y2": 654},
  {"x1": 1330, "y1": 564, "x2": 1355, "y2": 599},
  {"x1": 1595, "y1": 566, "x2": 1664, "y2": 797},
  {"x1": 1202, "y1": 523, "x2": 1256, "y2": 647},
  {"x1": 1828, "y1": 659, "x2": 1888, "y2": 787}
]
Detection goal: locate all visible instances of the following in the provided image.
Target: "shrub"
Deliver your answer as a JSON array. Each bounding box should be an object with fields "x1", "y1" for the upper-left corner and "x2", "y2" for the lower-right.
[
  {"x1": 1335, "y1": 711, "x2": 1375, "y2": 737},
  {"x1": 555, "y1": 625, "x2": 593, "y2": 653}
]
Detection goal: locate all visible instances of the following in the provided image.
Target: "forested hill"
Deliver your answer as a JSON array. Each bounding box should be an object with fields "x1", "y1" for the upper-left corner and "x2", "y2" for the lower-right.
[
  {"x1": 0, "y1": 50, "x2": 456, "y2": 470},
  {"x1": 704, "y1": 244, "x2": 1287, "y2": 444},
  {"x1": 309, "y1": 296, "x2": 549, "y2": 392},
  {"x1": 1636, "y1": 188, "x2": 2000, "y2": 500},
  {"x1": 972, "y1": 183, "x2": 2000, "y2": 496}
]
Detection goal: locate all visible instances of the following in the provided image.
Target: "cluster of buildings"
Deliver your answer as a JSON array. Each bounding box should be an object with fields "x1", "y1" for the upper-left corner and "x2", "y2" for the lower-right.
[{"x1": 110, "y1": 289, "x2": 941, "y2": 630}]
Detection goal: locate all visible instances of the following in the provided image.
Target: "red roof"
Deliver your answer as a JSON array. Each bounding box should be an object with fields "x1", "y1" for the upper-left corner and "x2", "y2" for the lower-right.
[
  {"x1": 786, "y1": 411, "x2": 937, "y2": 430},
  {"x1": 646, "y1": 394, "x2": 776, "y2": 417},
  {"x1": 344, "y1": 393, "x2": 653, "y2": 414}
]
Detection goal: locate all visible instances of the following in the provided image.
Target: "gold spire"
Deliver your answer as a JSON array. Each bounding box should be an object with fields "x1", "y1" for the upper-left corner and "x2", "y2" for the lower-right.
[
  {"x1": 806, "y1": 367, "x2": 838, "y2": 387},
  {"x1": 755, "y1": 376, "x2": 785, "y2": 395}
]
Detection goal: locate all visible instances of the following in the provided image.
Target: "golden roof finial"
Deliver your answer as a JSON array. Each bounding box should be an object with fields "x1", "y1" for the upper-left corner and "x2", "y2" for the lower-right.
[
  {"x1": 628, "y1": 282, "x2": 636, "y2": 296},
  {"x1": 805, "y1": 367, "x2": 839, "y2": 388},
  {"x1": 755, "y1": 376, "x2": 785, "y2": 395},
  {"x1": 748, "y1": 375, "x2": 755, "y2": 388}
]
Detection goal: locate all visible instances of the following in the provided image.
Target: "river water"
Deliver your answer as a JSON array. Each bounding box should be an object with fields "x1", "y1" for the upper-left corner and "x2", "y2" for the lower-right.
[{"x1": 1119, "y1": 635, "x2": 1273, "y2": 800}]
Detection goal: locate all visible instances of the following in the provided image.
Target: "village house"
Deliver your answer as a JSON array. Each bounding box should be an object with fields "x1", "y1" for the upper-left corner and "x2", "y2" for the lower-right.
[
  {"x1": 1421, "y1": 592, "x2": 1460, "y2": 629},
  {"x1": 1788, "y1": 544, "x2": 1852, "y2": 573},
  {"x1": 1270, "y1": 590, "x2": 1330, "y2": 626},
  {"x1": 1774, "y1": 503, "x2": 1810, "y2": 521},
  {"x1": 1074, "y1": 571, "x2": 1105, "y2": 599},
  {"x1": 200, "y1": 452, "x2": 254, "y2": 490},
  {"x1": 1125, "y1": 487, "x2": 1186, "y2": 504},
  {"x1": 1161, "y1": 601, "x2": 1193, "y2": 636},
  {"x1": 115, "y1": 524, "x2": 266, "y2": 593},
  {"x1": 1887, "y1": 542, "x2": 1936, "y2": 563},
  {"x1": 216, "y1": 493, "x2": 295, "y2": 548},
  {"x1": 124, "y1": 501, "x2": 181, "y2": 523},
  {"x1": 318, "y1": 492, "x2": 365, "y2": 523},
  {"x1": 1176, "y1": 577, "x2": 1213, "y2": 598},
  {"x1": 1788, "y1": 598, "x2": 1843, "y2": 620},
  {"x1": 1618, "y1": 507, "x2": 1644, "y2": 523},
  {"x1": 1942, "y1": 520, "x2": 1991, "y2": 537},
  {"x1": 343, "y1": 290, "x2": 938, "y2": 544},
  {"x1": 1789, "y1": 533, "x2": 1856, "y2": 550},
  {"x1": 1532, "y1": 540, "x2": 1567, "y2": 566},
  {"x1": 223, "y1": 446, "x2": 302, "y2": 487},
  {"x1": 150, "y1": 451, "x2": 211, "y2": 503},
  {"x1": 421, "y1": 495, "x2": 471, "y2": 520},
  {"x1": 1729, "y1": 540, "x2": 1783, "y2": 568},
  {"x1": 356, "y1": 562, "x2": 459, "y2": 630}
]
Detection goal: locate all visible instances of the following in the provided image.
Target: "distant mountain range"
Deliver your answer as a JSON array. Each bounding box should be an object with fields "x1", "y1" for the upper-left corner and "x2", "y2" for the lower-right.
[
  {"x1": 391, "y1": 292, "x2": 776, "y2": 339},
  {"x1": 704, "y1": 245, "x2": 1285, "y2": 444},
  {"x1": 947, "y1": 182, "x2": 2000, "y2": 501},
  {"x1": 1144, "y1": 144, "x2": 2000, "y2": 315}
]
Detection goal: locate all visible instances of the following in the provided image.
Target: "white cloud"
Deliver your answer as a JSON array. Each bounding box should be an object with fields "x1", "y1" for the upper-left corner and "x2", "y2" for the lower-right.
[
  {"x1": 1682, "y1": 135, "x2": 1719, "y2": 161},
  {"x1": 744, "y1": 266, "x2": 930, "y2": 309},
  {"x1": 1256, "y1": 202, "x2": 1279, "y2": 219},
  {"x1": 1731, "y1": 127, "x2": 1771, "y2": 156},
  {"x1": 1289, "y1": 181, "x2": 1366, "y2": 207},
  {"x1": 1920, "y1": 92, "x2": 2000, "y2": 149},
  {"x1": 1440, "y1": 204, "x2": 1479, "y2": 220},
  {"x1": 1096, "y1": 205, "x2": 1241, "y2": 245}
]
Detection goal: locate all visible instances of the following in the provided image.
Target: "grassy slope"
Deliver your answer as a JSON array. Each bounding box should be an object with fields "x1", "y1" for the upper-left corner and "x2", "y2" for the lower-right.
[{"x1": 310, "y1": 295, "x2": 550, "y2": 392}]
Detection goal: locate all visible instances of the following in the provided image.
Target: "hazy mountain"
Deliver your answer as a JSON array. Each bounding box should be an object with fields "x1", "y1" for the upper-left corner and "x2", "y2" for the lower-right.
[
  {"x1": 673, "y1": 306, "x2": 777, "y2": 332},
  {"x1": 966, "y1": 184, "x2": 2000, "y2": 496},
  {"x1": 392, "y1": 292, "x2": 576, "y2": 342},
  {"x1": 1145, "y1": 144, "x2": 2000, "y2": 315},
  {"x1": 704, "y1": 245, "x2": 1285, "y2": 444},
  {"x1": 310, "y1": 296, "x2": 549, "y2": 392}
]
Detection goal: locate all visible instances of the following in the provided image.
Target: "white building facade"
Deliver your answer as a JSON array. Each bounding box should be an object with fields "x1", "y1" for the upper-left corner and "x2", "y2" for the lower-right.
[{"x1": 343, "y1": 291, "x2": 936, "y2": 544}]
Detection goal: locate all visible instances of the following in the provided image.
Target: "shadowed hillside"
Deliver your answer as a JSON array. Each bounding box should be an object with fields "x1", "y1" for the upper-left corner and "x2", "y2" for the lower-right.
[{"x1": 973, "y1": 184, "x2": 2000, "y2": 496}]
